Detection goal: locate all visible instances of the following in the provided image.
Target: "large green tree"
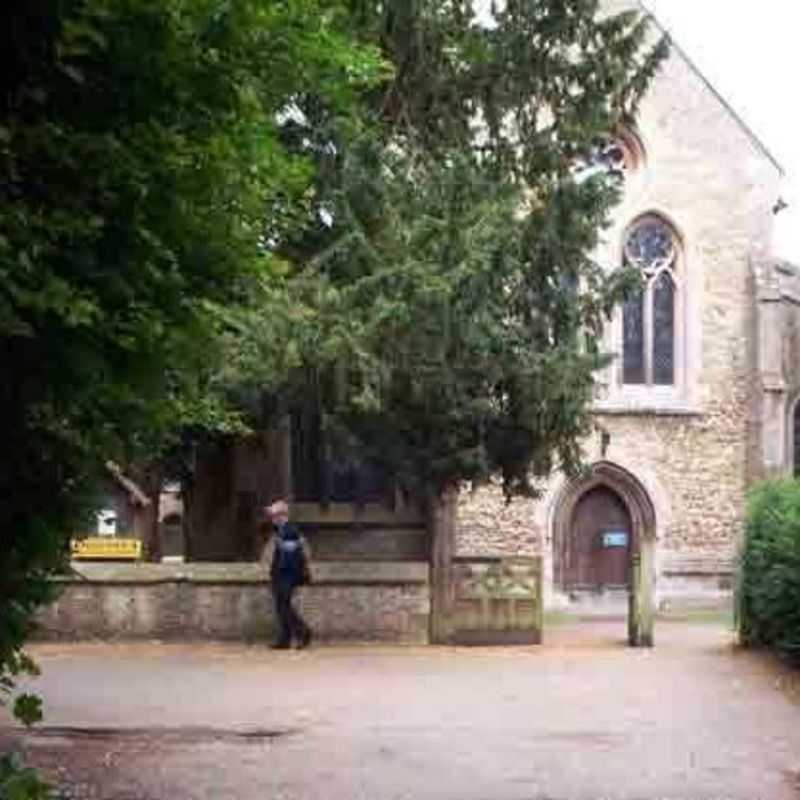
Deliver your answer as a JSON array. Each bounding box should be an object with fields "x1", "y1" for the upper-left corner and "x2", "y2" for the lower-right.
[
  {"x1": 0, "y1": 0, "x2": 381, "y2": 710},
  {"x1": 227, "y1": 0, "x2": 668, "y2": 499}
]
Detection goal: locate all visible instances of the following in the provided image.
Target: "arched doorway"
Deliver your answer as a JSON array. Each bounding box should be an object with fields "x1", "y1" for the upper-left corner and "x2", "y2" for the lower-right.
[
  {"x1": 552, "y1": 462, "x2": 656, "y2": 647},
  {"x1": 561, "y1": 486, "x2": 632, "y2": 592}
]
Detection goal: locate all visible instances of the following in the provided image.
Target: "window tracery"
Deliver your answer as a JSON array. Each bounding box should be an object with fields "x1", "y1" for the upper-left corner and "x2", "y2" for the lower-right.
[{"x1": 622, "y1": 217, "x2": 680, "y2": 387}]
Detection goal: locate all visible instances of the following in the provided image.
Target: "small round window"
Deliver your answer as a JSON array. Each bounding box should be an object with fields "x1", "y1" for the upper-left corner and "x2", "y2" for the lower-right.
[{"x1": 572, "y1": 128, "x2": 645, "y2": 184}]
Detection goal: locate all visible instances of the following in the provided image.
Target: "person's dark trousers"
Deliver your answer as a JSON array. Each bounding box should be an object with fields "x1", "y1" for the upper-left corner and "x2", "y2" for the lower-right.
[{"x1": 271, "y1": 578, "x2": 310, "y2": 647}]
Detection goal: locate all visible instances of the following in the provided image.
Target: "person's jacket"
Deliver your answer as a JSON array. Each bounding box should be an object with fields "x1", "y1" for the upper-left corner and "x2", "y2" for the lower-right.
[{"x1": 269, "y1": 522, "x2": 311, "y2": 586}]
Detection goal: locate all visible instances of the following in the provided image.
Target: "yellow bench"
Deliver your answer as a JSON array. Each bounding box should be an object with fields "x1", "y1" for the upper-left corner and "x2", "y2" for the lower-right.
[{"x1": 71, "y1": 537, "x2": 142, "y2": 561}]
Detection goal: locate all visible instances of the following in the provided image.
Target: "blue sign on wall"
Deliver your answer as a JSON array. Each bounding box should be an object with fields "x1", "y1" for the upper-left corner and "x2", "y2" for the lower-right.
[{"x1": 602, "y1": 531, "x2": 629, "y2": 548}]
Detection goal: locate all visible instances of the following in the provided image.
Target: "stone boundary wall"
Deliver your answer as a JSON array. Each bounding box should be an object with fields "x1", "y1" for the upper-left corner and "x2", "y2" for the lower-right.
[
  {"x1": 657, "y1": 553, "x2": 735, "y2": 611},
  {"x1": 36, "y1": 562, "x2": 430, "y2": 644}
]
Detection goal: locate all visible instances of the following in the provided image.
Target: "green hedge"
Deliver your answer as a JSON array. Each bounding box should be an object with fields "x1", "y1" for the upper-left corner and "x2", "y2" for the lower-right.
[
  {"x1": 738, "y1": 480, "x2": 800, "y2": 664},
  {"x1": 0, "y1": 753, "x2": 54, "y2": 800}
]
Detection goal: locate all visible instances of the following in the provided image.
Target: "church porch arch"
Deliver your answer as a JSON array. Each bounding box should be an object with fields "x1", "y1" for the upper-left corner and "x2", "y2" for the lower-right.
[{"x1": 551, "y1": 461, "x2": 657, "y2": 647}]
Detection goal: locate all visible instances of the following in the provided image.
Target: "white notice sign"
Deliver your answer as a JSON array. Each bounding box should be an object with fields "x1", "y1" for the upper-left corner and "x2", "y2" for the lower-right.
[{"x1": 96, "y1": 509, "x2": 117, "y2": 536}]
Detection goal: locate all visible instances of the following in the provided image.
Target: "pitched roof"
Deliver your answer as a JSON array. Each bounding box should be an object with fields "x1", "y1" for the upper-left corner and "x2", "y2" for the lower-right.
[{"x1": 638, "y1": 1, "x2": 784, "y2": 176}]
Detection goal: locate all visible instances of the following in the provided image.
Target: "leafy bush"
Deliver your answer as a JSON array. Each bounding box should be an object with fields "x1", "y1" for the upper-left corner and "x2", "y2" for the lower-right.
[
  {"x1": 0, "y1": 753, "x2": 54, "y2": 800},
  {"x1": 738, "y1": 480, "x2": 800, "y2": 663},
  {"x1": 0, "y1": 0, "x2": 380, "y2": 716},
  {"x1": 1, "y1": 655, "x2": 52, "y2": 800},
  {"x1": 1, "y1": 653, "x2": 43, "y2": 729}
]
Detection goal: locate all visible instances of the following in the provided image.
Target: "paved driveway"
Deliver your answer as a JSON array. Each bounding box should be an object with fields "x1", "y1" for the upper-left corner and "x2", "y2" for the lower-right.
[{"x1": 3, "y1": 620, "x2": 800, "y2": 800}]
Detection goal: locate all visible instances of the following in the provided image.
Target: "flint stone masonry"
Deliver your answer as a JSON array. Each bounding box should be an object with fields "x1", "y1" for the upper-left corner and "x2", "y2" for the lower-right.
[
  {"x1": 36, "y1": 562, "x2": 430, "y2": 644},
  {"x1": 457, "y1": 481, "x2": 541, "y2": 558}
]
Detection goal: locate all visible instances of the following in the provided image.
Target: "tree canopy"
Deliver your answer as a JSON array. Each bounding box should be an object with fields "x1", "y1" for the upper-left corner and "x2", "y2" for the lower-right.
[
  {"x1": 0, "y1": 0, "x2": 667, "y2": 721},
  {"x1": 227, "y1": 0, "x2": 668, "y2": 498},
  {"x1": 0, "y1": 0, "x2": 382, "y2": 701}
]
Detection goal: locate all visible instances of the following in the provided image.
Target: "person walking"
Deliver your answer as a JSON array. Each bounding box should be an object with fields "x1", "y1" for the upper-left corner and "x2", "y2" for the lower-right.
[{"x1": 264, "y1": 500, "x2": 312, "y2": 649}]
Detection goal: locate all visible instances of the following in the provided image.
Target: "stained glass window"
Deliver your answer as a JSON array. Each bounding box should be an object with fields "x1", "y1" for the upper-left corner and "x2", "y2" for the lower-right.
[
  {"x1": 623, "y1": 291, "x2": 645, "y2": 385},
  {"x1": 652, "y1": 272, "x2": 675, "y2": 385},
  {"x1": 622, "y1": 217, "x2": 679, "y2": 387}
]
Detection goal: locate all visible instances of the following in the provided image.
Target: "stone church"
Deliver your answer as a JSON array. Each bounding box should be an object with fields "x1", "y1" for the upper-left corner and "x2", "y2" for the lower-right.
[
  {"x1": 44, "y1": 6, "x2": 797, "y2": 645},
  {"x1": 458, "y1": 15, "x2": 789, "y2": 615}
]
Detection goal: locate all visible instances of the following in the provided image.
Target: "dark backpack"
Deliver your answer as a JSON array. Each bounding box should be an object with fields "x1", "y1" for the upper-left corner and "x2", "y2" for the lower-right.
[{"x1": 273, "y1": 528, "x2": 311, "y2": 584}]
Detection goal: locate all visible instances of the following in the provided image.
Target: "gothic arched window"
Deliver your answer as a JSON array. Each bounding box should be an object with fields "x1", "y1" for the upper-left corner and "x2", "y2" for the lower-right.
[{"x1": 622, "y1": 217, "x2": 680, "y2": 386}]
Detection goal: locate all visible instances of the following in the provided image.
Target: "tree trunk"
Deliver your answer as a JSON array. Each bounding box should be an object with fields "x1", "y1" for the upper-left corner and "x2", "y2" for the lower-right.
[{"x1": 136, "y1": 464, "x2": 163, "y2": 563}]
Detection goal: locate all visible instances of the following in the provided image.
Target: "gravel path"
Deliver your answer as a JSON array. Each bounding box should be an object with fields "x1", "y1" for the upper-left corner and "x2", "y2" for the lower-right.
[{"x1": 3, "y1": 620, "x2": 800, "y2": 800}]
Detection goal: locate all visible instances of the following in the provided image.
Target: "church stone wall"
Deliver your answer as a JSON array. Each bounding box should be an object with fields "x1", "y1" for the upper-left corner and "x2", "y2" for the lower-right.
[
  {"x1": 456, "y1": 34, "x2": 782, "y2": 609},
  {"x1": 757, "y1": 262, "x2": 800, "y2": 477},
  {"x1": 457, "y1": 482, "x2": 542, "y2": 557}
]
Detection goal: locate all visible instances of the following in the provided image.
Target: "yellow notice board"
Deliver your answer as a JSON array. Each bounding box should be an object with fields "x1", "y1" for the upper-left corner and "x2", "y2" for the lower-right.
[{"x1": 71, "y1": 537, "x2": 142, "y2": 560}]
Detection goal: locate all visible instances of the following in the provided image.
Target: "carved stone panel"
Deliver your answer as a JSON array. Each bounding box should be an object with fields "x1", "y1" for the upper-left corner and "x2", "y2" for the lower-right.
[{"x1": 449, "y1": 557, "x2": 543, "y2": 645}]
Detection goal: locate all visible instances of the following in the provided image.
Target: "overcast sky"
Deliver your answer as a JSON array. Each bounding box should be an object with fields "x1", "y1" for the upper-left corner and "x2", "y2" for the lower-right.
[
  {"x1": 474, "y1": 1, "x2": 800, "y2": 263},
  {"x1": 645, "y1": 0, "x2": 800, "y2": 262}
]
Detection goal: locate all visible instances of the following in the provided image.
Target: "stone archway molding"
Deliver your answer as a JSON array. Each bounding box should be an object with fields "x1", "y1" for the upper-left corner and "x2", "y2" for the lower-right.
[{"x1": 552, "y1": 461, "x2": 657, "y2": 647}]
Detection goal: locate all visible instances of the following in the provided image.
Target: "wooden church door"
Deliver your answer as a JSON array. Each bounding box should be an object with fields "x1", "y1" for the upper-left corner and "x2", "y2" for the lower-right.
[{"x1": 563, "y1": 486, "x2": 632, "y2": 591}]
